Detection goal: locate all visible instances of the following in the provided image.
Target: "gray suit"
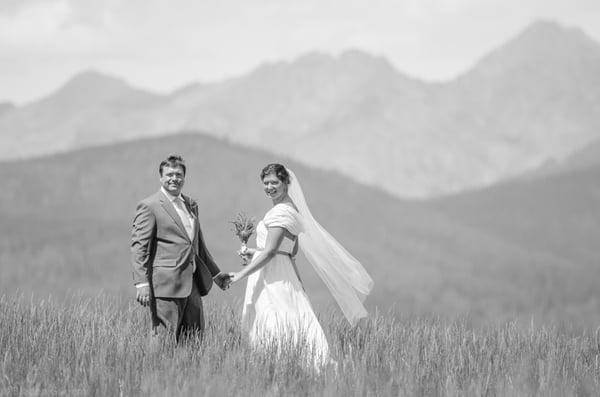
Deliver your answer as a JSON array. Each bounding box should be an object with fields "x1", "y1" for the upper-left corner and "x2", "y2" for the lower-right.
[{"x1": 131, "y1": 190, "x2": 221, "y2": 337}]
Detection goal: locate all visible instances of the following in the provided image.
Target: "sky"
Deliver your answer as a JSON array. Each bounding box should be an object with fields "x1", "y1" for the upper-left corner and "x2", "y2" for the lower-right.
[{"x1": 0, "y1": 0, "x2": 599, "y2": 104}]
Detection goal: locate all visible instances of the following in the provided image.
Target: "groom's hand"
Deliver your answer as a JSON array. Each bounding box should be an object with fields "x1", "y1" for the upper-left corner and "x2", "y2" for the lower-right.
[
  {"x1": 136, "y1": 285, "x2": 151, "y2": 306},
  {"x1": 214, "y1": 273, "x2": 232, "y2": 290}
]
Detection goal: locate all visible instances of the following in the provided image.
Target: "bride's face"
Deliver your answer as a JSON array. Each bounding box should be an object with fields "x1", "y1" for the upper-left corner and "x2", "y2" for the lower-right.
[{"x1": 263, "y1": 173, "x2": 286, "y2": 201}]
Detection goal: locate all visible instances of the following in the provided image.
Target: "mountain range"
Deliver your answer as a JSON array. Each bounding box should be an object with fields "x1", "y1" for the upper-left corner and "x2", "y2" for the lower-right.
[
  {"x1": 1, "y1": 133, "x2": 599, "y2": 325},
  {"x1": 1, "y1": 20, "x2": 599, "y2": 198}
]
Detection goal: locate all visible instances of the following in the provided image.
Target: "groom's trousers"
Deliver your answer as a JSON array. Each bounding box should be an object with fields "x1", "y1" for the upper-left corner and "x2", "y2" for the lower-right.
[{"x1": 154, "y1": 281, "x2": 205, "y2": 341}]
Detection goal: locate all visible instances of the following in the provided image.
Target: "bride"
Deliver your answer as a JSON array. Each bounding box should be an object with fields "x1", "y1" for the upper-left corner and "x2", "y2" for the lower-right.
[{"x1": 228, "y1": 164, "x2": 373, "y2": 367}]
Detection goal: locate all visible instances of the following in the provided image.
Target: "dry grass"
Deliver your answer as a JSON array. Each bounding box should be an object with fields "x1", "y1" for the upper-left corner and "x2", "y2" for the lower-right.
[{"x1": 1, "y1": 294, "x2": 599, "y2": 396}]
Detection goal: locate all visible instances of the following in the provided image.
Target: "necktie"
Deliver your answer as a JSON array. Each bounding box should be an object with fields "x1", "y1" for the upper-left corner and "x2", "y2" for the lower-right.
[
  {"x1": 173, "y1": 197, "x2": 194, "y2": 241},
  {"x1": 172, "y1": 197, "x2": 197, "y2": 273}
]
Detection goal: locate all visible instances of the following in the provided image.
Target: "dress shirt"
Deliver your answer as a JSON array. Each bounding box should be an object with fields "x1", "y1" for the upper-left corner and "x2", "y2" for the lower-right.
[{"x1": 161, "y1": 187, "x2": 195, "y2": 241}]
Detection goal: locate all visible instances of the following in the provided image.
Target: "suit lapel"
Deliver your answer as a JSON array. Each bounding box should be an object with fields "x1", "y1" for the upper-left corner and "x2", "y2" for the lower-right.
[{"x1": 159, "y1": 191, "x2": 191, "y2": 242}]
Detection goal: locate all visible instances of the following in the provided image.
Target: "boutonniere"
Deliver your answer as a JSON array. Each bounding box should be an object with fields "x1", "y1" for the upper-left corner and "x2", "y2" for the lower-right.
[{"x1": 189, "y1": 200, "x2": 198, "y2": 216}]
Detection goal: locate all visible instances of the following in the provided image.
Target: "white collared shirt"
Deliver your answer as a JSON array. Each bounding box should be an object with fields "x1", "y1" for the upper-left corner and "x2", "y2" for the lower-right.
[{"x1": 161, "y1": 187, "x2": 195, "y2": 241}]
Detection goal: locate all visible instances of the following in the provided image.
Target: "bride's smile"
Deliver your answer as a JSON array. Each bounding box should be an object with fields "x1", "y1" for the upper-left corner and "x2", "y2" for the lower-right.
[{"x1": 263, "y1": 174, "x2": 286, "y2": 201}]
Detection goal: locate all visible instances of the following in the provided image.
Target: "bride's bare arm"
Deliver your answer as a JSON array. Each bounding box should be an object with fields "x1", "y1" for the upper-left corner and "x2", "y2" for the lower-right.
[{"x1": 231, "y1": 227, "x2": 285, "y2": 282}]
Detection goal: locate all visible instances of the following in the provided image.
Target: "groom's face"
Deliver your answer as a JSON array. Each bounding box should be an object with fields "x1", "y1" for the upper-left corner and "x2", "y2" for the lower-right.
[{"x1": 160, "y1": 165, "x2": 185, "y2": 197}]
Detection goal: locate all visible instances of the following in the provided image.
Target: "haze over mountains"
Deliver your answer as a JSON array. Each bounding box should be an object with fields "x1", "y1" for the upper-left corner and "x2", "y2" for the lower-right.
[{"x1": 2, "y1": 20, "x2": 599, "y2": 198}]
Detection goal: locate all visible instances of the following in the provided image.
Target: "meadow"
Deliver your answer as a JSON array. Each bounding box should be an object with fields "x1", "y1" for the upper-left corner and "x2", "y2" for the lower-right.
[
  {"x1": 2, "y1": 294, "x2": 599, "y2": 396},
  {"x1": 2, "y1": 135, "x2": 600, "y2": 395}
]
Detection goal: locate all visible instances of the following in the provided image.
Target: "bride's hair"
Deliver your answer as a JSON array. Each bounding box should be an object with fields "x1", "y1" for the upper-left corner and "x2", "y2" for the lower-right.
[{"x1": 260, "y1": 163, "x2": 290, "y2": 184}]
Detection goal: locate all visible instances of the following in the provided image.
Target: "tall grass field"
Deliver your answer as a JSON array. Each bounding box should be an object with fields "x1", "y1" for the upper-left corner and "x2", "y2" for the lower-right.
[{"x1": 1, "y1": 295, "x2": 600, "y2": 396}]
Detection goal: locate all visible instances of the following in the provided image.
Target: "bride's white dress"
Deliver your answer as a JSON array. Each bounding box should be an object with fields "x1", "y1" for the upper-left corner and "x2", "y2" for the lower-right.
[{"x1": 241, "y1": 203, "x2": 330, "y2": 365}]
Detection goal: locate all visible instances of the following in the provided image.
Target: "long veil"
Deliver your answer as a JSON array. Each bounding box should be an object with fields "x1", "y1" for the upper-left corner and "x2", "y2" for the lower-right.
[{"x1": 286, "y1": 168, "x2": 374, "y2": 325}]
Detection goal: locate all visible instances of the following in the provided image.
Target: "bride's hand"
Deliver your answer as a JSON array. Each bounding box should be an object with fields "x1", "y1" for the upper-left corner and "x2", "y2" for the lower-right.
[
  {"x1": 237, "y1": 248, "x2": 255, "y2": 265},
  {"x1": 237, "y1": 247, "x2": 256, "y2": 256},
  {"x1": 229, "y1": 272, "x2": 243, "y2": 284}
]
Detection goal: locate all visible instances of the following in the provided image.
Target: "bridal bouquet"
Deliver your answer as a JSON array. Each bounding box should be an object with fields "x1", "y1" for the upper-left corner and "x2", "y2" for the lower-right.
[{"x1": 230, "y1": 212, "x2": 257, "y2": 264}]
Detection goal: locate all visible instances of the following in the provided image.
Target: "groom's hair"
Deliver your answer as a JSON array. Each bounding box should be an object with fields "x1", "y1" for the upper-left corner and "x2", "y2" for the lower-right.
[
  {"x1": 159, "y1": 154, "x2": 187, "y2": 176},
  {"x1": 261, "y1": 163, "x2": 290, "y2": 184}
]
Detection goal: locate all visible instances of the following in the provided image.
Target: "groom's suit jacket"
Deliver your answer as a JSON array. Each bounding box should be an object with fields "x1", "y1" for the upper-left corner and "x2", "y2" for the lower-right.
[{"x1": 131, "y1": 190, "x2": 221, "y2": 298}]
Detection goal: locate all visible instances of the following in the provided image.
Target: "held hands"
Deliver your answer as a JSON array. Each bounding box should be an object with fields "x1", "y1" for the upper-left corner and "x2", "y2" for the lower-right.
[
  {"x1": 214, "y1": 273, "x2": 233, "y2": 290},
  {"x1": 215, "y1": 272, "x2": 243, "y2": 288},
  {"x1": 228, "y1": 272, "x2": 243, "y2": 284}
]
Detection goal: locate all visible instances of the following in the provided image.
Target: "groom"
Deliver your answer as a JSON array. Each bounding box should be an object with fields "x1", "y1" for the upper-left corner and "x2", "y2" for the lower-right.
[{"x1": 131, "y1": 154, "x2": 230, "y2": 340}]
